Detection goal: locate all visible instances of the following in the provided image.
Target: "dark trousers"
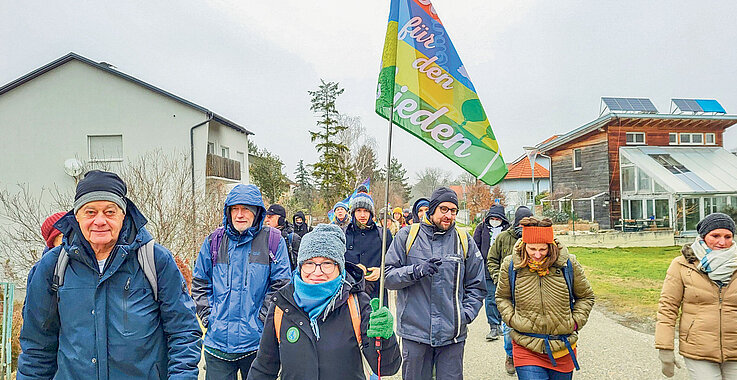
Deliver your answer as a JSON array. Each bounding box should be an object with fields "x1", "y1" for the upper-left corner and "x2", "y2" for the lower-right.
[
  {"x1": 204, "y1": 350, "x2": 257, "y2": 380},
  {"x1": 485, "y1": 279, "x2": 502, "y2": 326},
  {"x1": 401, "y1": 339, "x2": 465, "y2": 380}
]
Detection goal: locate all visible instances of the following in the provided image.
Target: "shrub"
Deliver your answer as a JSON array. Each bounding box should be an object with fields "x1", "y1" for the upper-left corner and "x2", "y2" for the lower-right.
[{"x1": 542, "y1": 209, "x2": 570, "y2": 223}]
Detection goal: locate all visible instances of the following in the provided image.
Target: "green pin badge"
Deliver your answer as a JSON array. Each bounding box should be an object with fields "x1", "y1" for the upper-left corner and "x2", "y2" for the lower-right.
[{"x1": 286, "y1": 326, "x2": 300, "y2": 343}]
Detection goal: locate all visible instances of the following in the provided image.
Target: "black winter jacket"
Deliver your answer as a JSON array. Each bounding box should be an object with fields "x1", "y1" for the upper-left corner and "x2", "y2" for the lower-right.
[
  {"x1": 293, "y1": 211, "x2": 312, "y2": 238},
  {"x1": 279, "y1": 223, "x2": 301, "y2": 270},
  {"x1": 345, "y1": 221, "x2": 393, "y2": 299},
  {"x1": 247, "y1": 263, "x2": 401, "y2": 380},
  {"x1": 472, "y1": 206, "x2": 509, "y2": 279}
]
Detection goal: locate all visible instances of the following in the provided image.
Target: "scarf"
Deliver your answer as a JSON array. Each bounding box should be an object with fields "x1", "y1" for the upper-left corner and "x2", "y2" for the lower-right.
[
  {"x1": 292, "y1": 269, "x2": 346, "y2": 340},
  {"x1": 691, "y1": 238, "x2": 737, "y2": 285},
  {"x1": 527, "y1": 258, "x2": 550, "y2": 276}
]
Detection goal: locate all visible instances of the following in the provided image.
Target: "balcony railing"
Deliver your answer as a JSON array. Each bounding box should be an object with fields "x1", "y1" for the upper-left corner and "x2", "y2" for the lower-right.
[{"x1": 206, "y1": 153, "x2": 241, "y2": 181}]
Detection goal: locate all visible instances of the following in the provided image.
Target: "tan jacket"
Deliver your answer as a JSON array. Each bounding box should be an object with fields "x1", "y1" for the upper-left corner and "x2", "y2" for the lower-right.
[
  {"x1": 655, "y1": 245, "x2": 737, "y2": 363},
  {"x1": 496, "y1": 241, "x2": 595, "y2": 354}
]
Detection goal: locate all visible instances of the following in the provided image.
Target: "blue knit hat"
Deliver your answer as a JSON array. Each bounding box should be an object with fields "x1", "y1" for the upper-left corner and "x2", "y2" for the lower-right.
[
  {"x1": 350, "y1": 192, "x2": 375, "y2": 216},
  {"x1": 333, "y1": 201, "x2": 349, "y2": 213},
  {"x1": 298, "y1": 224, "x2": 346, "y2": 271}
]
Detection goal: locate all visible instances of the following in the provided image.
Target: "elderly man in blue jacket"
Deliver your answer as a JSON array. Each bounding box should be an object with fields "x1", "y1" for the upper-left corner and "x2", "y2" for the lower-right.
[
  {"x1": 18, "y1": 170, "x2": 202, "y2": 379},
  {"x1": 385, "y1": 187, "x2": 486, "y2": 380},
  {"x1": 191, "y1": 184, "x2": 291, "y2": 380}
]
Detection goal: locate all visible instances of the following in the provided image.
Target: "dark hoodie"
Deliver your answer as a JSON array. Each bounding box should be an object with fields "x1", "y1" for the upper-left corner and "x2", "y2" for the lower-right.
[
  {"x1": 411, "y1": 197, "x2": 430, "y2": 223},
  {"x1": 487, "y1": 206, "x2": 533, "y2": 284},
  {"x1": 473, "y1": 205, "x2": 510, "y2": 279},
  {"x1": 247, "y1": 262, "x2": 401, "y2": 380},
  {"x1": 292, "y1": 211, "x2": 312, "y2": 238}
]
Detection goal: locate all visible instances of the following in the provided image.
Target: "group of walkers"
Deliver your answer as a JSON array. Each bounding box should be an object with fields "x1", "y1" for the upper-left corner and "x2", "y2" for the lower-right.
[{"x1": 16, "y1": 168, "x2": 737, "y2": 380}]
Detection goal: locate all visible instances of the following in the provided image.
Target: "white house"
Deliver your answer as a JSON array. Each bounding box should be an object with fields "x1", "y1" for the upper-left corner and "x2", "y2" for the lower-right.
[
  {"x1": 497, "y1": 154, "x2": 551, "y2": 215},
  {"x1": 0, "y1": 52, "x2": 252, "y2": 199}
]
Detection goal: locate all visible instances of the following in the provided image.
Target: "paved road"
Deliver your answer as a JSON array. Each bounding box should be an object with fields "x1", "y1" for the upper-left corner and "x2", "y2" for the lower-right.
[{"x1": 198, "y1": 304, "x2": 690, "y2": 379}]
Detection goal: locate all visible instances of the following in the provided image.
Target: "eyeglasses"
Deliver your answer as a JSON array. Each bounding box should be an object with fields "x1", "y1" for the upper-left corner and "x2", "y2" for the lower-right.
[
  {"x1": 438, "y1": 206, "x2": 459, "y2": 216},
  {"x1": 301, "y1": 260, "x2": 337, "y2": 275}
]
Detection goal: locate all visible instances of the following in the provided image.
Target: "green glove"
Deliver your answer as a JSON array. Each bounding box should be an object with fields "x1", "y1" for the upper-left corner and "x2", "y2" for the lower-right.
[{"x1": 367, "y1": 298, "x2": 394, "y2": 339}]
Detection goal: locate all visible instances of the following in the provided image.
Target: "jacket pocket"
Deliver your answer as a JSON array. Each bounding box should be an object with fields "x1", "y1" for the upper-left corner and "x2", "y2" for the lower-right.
[
  {"x1": 123, "y1": 277, "x2": 131, "y2": 335},
  {"x1": 684, "y1": 320, "x2": 695, "y2": 343}
]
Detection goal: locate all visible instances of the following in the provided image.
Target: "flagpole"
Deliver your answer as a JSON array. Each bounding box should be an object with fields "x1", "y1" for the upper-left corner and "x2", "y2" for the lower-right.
[{"x1": 378, "y1": 107, "x2": 393, "y2": 309}]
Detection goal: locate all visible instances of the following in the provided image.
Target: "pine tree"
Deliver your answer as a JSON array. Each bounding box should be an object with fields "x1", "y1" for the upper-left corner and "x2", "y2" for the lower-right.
[
  {"x1": 293, "y1": 160, "x2": 314, "y2": 211},
  {"x1": 308, "y1": 80, "x2": 354, "y2": 205},
  {"x1": 376, "y1": 157, "x2": 411, "y2": 205}
]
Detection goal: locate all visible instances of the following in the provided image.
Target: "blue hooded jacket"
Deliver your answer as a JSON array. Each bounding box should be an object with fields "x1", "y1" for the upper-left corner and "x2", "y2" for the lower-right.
[
  {"x1": 192, "y1": 184, "x2": 291, "y2": 354},
  {"x1": 18, "y1": 200, "x2": 202, "y2": 380}
]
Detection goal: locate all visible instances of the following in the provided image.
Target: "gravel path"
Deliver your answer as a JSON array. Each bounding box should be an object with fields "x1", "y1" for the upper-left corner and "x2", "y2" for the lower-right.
[{"x1": 198, "y1": 305, "x2": 690, "y2": 379}]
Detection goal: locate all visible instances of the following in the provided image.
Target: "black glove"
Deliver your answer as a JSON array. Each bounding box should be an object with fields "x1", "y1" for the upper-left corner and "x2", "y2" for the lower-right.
[{"x1": 413, "y1": 257, "x2": 442, "y2": 279}]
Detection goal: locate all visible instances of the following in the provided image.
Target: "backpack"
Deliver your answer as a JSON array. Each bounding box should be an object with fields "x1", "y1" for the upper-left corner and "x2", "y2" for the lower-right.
[
  {"x1": 53, "y1": 240, "x2": 160, "y2": 301},
  {"x1": 273, "y1": 293, "x2": 362, "y2": 345},
  {"x1": 405, "y1": 223, "x2": 469, "y2": 259},
  {"x1": 208, "y1": 226, "x2": 282, "y2": 264},
  {"x1": 508, "y1": 257, "x2": 576, "y2": 312}
]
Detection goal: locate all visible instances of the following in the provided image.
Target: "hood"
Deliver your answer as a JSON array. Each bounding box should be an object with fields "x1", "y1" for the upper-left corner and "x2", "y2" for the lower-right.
[
  {"x1": 484, "y1": 205, "x2": 509, "y2": 228},
  {"x1": 223, "y1": 184, "x2": 266, "y2": 238},
  {"x1": 54, "y1": 197, "x2": 152, "y2": 264},
  {"x1": 293, "y1": 210, "x2": 307, "y2": 225},
  {"x1": 513, "y1": 206, "x2": 533, "y2": 227},
  {"x1": 681, "y1": 244, "x2": 699, "y2": 264},
  {"x1": 412, "y1": 197, "x2": 430, "y2": 223}
]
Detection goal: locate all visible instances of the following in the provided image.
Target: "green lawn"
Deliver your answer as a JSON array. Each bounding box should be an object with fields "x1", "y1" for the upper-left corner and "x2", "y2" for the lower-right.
[{"x1": 570, "y1": 246, "x2": 683, "y2": 321}]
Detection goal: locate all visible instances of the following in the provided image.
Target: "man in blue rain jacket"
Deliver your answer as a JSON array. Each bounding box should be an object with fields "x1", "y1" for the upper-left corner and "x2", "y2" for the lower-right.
[
  {"x1": 18, "y1": 170, "x2": 202, "y2": 379},
  {"x1": 191, "y1": 184, "x2": 291, "y2": 379}
]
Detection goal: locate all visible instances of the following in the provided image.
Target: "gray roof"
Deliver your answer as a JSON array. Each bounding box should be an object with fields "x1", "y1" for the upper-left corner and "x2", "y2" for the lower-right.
[
  {"x1": 537, "y1": 112, "x2": 737, "y2": 153},
  {"x1": 0, "y1": 52, "x2": 253, "y2": 135},
  {"x1": 621, "y1": 146, "x2": 737, "y2": 194}
]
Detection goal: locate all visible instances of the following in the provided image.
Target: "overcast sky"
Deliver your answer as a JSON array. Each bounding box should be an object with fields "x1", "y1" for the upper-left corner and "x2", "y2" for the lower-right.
[{"x1": 3, "y1": 1, "x2": 737, "y2": 183}]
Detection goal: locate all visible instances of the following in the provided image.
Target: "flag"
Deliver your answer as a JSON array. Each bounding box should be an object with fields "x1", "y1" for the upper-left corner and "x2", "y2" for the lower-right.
[
  {"x1": 328, "y1": 178, "x2": 371, "y2": 222},
  {"x1": 375, "y1": 0, "x2": 508, "y2": 185}
]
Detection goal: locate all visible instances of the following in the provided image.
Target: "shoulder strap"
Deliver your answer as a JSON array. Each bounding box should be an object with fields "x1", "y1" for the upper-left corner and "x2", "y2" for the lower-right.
[
  {"x1": 509, "y1": 259, "x2": 517, "y2": 307},
  {"x1": 209, "y1": 227, "x2": 226, "y2": 263},
  {"x1": 274, "y1": 305, "x2": 284, "y2": 344},
  {"x1": 455, "y1": 228, "x2": 468, "y2": 259},
  {"x1": 563, "y1": 258, "x2": 576, "y2": 312},
  {"x1": 405, "y1": 223, "x2": 421, "y2": 254},
  {"x1": 267, "y1": 227, "x2": 280, "y2": 263},
  {"x1": 52, "y1": 249, "x2": 70, "y2": 292},
  {"x1": 137, "y1": 240, "x2": 159, "y2": 302},
  {"x1": 347, "y1": 293, "x2": 362, "y2": 346}
]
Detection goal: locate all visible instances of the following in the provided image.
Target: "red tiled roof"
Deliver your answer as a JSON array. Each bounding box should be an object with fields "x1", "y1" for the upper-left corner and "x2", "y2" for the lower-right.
[
  {"x1": 505, "y1": 157, "x2": 550, "y2": 179},
  {"x1": 540, "y1": 135, "x2": 559, "y2": 145},
  {"x1": 448, "y1": 185, "x2": 465, "y2": 197}
]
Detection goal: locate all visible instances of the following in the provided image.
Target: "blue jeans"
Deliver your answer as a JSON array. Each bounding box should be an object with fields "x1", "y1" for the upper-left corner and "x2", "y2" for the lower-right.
[
  {"x1": 503, "y1": 322, "x2": 512, "y2": 357},
  {"x1": 516, "y1": 365, "x2": 573, "y2": 380},
  {"x1": 485, "y1": 279, "x2": 501, "y2": 326}
]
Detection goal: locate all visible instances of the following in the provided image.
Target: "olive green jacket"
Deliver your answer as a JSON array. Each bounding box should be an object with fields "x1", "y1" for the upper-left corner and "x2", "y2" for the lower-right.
[
  {"x1": 496, "y1": 241, "x2": 595, "y2": 354},
  {"x1": 487, "y1": 229, "x2": 519, "y2": 284}
]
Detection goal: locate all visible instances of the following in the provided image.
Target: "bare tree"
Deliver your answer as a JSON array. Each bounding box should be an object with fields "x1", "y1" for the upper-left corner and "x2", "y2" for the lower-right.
[{"x1": 411, "y1": 167, "x2": 453, "y2": 200}]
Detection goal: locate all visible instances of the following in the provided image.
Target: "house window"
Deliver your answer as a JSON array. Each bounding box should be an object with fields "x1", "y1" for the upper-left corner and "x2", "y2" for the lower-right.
[
  {"x1": 706, "y1": 133, "x2": 716, "y2": 145},
  {"x1": 236, "y1": 151, "x2": 246, "y2": 172},
  {"x1": 691, "y1": 133, "x2": 703, "y2": 144},
  {"x1": 221, "y1": 146, "x2": 230, "y2": 158},
  {"x1": 679, "y1": 133, "x2": 691, "y2": 144},
  {"x1": 525, "y1": 191, "x2": 534, "y2": 205},
  {"x1": 621, "y1": 166, "x2": 635, "y2": 192},
  {"x1": 637, "y1": 170, "x2": 652, "y2": 193},
  {"x1": 669, "y1": 133, "x2": 678, "y2": 145},
  {"x1": 573, "y1": 148, "x2": 582, "y2": 170},
  {"x1": 88, "y1": 135, "x2": 123, "y2": 162},
  {"x1": 207, "y1": 142, "x2": 215, "y2": 154},
  {"x1": 626, "y1": 132, "x2": 645, "y2": 145},
  {"x1": 678, "y1": 133, "x2": 704, "y2": 145}
]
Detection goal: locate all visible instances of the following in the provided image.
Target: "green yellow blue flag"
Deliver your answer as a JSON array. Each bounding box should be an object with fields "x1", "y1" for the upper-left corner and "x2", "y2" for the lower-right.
[{"x1": 376, "y1": 0, "x2": 507, "y2": 185}]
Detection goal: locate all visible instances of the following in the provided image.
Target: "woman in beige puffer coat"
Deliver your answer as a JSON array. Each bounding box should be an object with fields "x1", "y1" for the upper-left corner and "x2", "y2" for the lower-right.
[
  {"x1": 655, "y1": 212, "x2": 737, "y2": 379},
  {"x1": 496, "y1": 217, "x2": 595, "y2": 379}
]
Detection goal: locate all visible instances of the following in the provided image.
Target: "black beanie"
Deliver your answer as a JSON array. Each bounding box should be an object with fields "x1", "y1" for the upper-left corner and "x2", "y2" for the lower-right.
[
  {"x1": 73, "y1": 170, "x2": 127, "y2": 214},
  {"x1": 513, "y1": 206, "x2": 533, "y2": 227},
  {"x1": 428, "y1": 187, "x2": 459, "y2": 216},
  {"x1": 697, "y1": 212, "x2": 736, "y2": 238}
]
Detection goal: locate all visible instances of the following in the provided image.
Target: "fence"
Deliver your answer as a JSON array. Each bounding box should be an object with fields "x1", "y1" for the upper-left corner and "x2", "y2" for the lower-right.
[{"x1": 0, "y1": 283, "x2": 13, "y2": 380}]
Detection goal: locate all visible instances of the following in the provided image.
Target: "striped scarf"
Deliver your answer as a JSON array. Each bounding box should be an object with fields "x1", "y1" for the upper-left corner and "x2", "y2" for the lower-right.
[
  {"x1": 527, "y1": 258, "x2": 550, "y2": 276},
  {"x1": 691, "y1": 238, "x2": 737, "y2": 285}
]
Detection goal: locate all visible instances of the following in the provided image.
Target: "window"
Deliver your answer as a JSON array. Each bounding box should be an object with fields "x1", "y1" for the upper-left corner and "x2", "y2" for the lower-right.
[
  {"x1": 706, "y1": 133, "x2": 716, "y2": 145},
  {"x1": 669, "y1": 133, "x2": 678, "y2": 145},
  {"x1": 678, "y1": 133, "x2": 705, "y2": 145},
  {"x1": 88, "y1": 135, "x2": 123, "y2": 162},
  {"x1": 680, "y1": 133, "x2": 691, "y2": 144},
  {"x1": 221, "y1": 146, "x2": 230, "y2": 158},
  {"x1": 692, "y1": 133, "x2": 703, "y2": 144},
  {"x1": 236, "y1": 151, "x2": 246, "y2": 172},
  {"x1": 573, "y1": 149, "x2": 582, "y2": 170},
  {"x1": 637, "y1": 170, "x2": 652, "y2": 193},
  {"x1": 621, "y1": 166, "x2": 635, "y2": 192},
  {"x1": 630, "y1": 199, "x2": 643, "y2": 220},
  {"x1": 525, "y1": 191, "x2": 534, "y2": 205},
  {"x1": 649, "y1": 154, "x2": 690, "y2": 174},
  {"x1": 207, "y1": 142, "x2": 215, "y2": 155},
  {"x1": 626, "y1": 132, "x2": 645, "y2": 145}
]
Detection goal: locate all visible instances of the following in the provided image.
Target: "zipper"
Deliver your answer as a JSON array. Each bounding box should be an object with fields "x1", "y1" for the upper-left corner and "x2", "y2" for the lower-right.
[
  {"x1": 124, "y1": 277, "x2": 131, "y2": 332},
  {"x1": 454, "y1": 236, "x2": 462, "y2": 339},
  {"x1": 684, "y1": 320, "x2": 694, "y2": 342},
  {"x1": 719, "y1": 286, "x2": 723, "y2": 359}
]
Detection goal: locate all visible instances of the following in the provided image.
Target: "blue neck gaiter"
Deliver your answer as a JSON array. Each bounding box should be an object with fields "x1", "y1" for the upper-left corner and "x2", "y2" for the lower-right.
[{"x1": 292, "y1": 269, "x2": 345, "y2": 340}]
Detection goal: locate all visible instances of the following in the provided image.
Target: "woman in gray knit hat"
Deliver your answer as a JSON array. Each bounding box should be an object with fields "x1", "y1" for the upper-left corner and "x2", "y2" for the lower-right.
[
  {"x1": 248, "y1": 224, "x2": 401, "y2": 380},
  {"x1": 656, "y1": 212, "x2": 737, "y2": 379}
]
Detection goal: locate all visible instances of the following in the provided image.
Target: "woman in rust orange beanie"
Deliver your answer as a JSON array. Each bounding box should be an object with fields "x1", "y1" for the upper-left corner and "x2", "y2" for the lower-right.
[{"x1": 495, "y1": 217, "x2": 595, "y2": 379}]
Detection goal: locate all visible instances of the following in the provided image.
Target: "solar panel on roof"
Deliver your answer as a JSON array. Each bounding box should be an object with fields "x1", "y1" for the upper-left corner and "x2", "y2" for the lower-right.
[
  {"x1": 672, "y1": 98, "x2": 726, "y2": 113},
  {"x1": 602, "y1": 97, "x2": 658, "y2": 113}
]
